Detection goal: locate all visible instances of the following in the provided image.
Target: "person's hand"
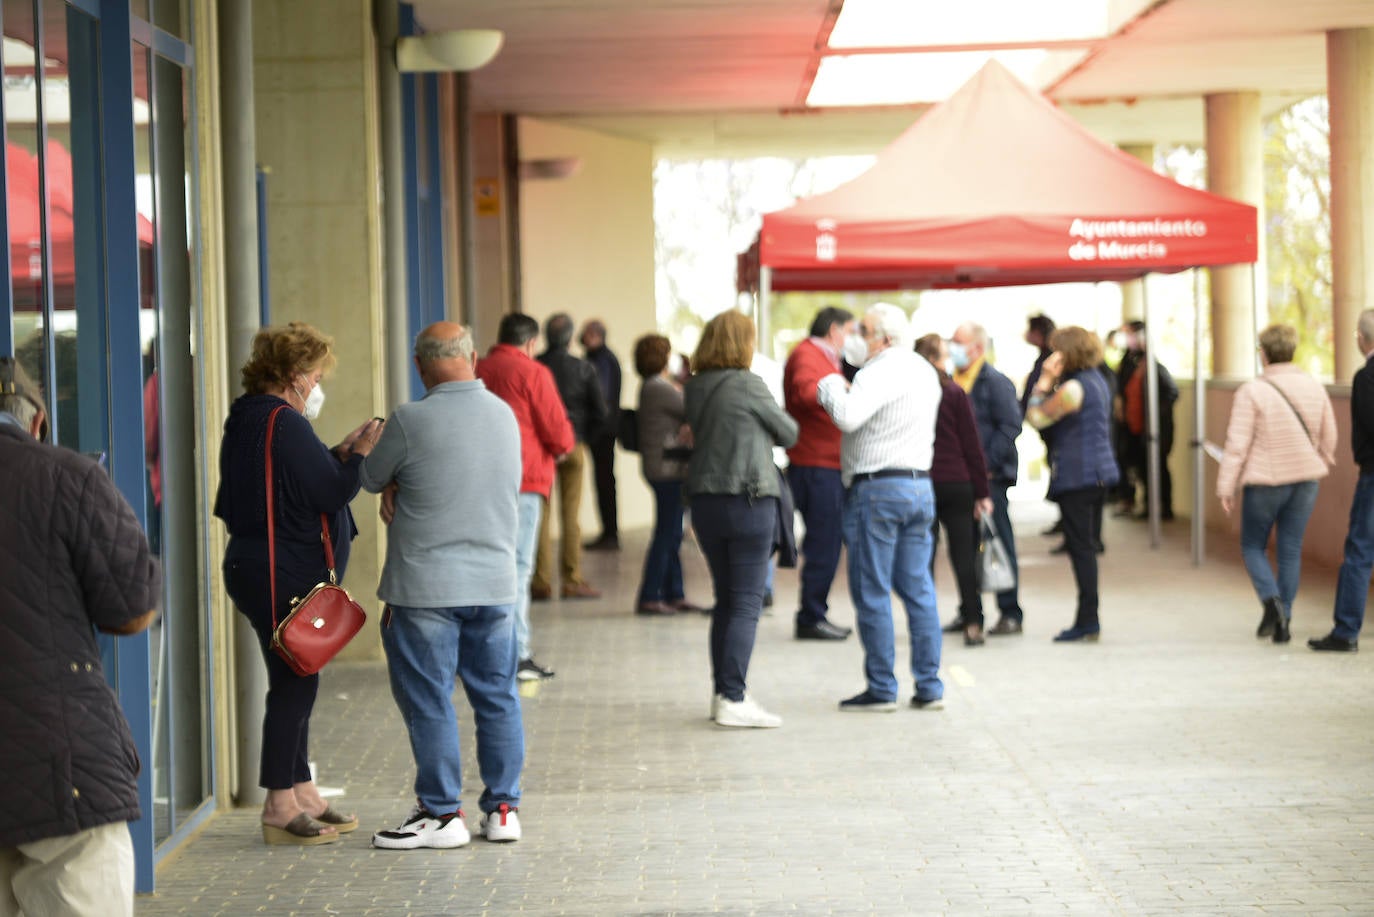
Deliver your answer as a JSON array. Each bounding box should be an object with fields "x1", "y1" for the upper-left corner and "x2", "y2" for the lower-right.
[
  {"x1": 555, "y1": 451, "x2": 570, "y2": 465},
  {"x1": 677, "y1": 424, "x2": 694, "y2": 448},
  {"x1": 1220, "y1": 494, "x2": 1234, "y2": 516},
  {"x1": 1036, "y1": 352, "x2": 1064, "y2": 391},
  {"x1": 345, "y1": 418, "x2": 385, "y2": 458},
  {"x1": 380, "y1": 483, "x2": 398, "y2": 525},
  {"x1": 974, "y1": 497, "x2": 994, "y2": 520}
]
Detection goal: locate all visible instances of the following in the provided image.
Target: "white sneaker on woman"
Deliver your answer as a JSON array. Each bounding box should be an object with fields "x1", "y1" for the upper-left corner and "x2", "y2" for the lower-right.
[{"x1": 714, "y1": 694, "x2": 782, "y2": 728}]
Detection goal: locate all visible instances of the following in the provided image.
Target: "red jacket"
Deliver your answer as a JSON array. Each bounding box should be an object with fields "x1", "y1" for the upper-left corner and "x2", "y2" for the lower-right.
[
  {"x1": 476, "y1": 344, "x2": 575, "y2": 497},
  {"x1": 783, "y1": 338, "x2": 843, "y2": 470}
]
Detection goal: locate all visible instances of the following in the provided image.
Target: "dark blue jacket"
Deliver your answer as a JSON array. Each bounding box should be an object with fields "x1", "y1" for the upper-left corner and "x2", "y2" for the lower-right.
[
  {"x1": 969, "y1": 362, "x2": 1022, "y2": 484},
  {"x1": 1047, "y1": 368, "x2": 1120, "y2": 498},
  {"x1": 586, "y1": 345, "x2": 622, "y2": 436}
]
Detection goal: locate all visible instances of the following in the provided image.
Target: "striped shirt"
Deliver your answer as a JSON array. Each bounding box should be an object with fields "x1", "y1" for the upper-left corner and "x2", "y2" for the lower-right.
[
  {"x1": 1216, "y1": 363, "x2": 1337, "y2": 496},
  {"x1": 817, "y1": 347, "x2": 941, "y2": 487}
]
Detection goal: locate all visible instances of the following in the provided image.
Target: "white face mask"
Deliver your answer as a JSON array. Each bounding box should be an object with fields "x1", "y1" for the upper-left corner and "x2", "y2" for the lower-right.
[
  {"x1": 296, "y1": 380, "x2": 325, "y2": 419},
  {"x1": 843, "y1": 333, "x2": 870, "y2": 368}
]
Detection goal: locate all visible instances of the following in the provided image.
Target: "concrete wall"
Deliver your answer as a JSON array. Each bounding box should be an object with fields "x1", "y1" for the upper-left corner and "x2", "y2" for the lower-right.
[
  {"x1": 516, "y1": 117, "x2": 659, "y2": 534},
  {"x1": 254, "y1": 0, "x2": 388, "y2": 658}
]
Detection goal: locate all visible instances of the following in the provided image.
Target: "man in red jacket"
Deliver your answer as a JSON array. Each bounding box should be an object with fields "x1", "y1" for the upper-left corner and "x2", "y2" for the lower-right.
[
  {"x1": 476, "y1": 314, "x2": 576, "y2": 681},
  {"x1": 783, "y1": 307, "x2": 857, "y2": 641}
]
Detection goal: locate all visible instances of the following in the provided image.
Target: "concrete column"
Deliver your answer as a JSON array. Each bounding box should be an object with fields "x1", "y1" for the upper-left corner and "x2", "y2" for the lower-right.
[
  {"x1": 1118, "y1": 143, "x2": 1155, "y2": 323},
  {"x1": 375, "y1": 0, "x2": 410, "y2": 410},
  {"x1": 1205, "y1": 92, "x2": 1266, "y2": 379},
  {"x1": 218, "y1": 0, "x2": 265, "y2": 808},
  {"x1": 1328, "y1": 29, "x2": 1374, "y2": 381}
]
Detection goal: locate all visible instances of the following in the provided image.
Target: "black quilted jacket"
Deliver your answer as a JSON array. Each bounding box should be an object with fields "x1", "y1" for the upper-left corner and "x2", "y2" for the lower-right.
[{"x1": 0, "y1": 421, "x2": 160, "y2": 846}]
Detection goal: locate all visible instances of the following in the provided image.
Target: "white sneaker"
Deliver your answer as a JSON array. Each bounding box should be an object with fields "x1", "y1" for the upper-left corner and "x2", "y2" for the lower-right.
[
  {"x1": 372, "y1": 805, "x2": 470, "y2": 849},
  {"x1": 714, "y1": 695, "x2": 782, "y2": 728},
  {"x1": 479, "y1": 803, "x2": 522, "y2": 842}
]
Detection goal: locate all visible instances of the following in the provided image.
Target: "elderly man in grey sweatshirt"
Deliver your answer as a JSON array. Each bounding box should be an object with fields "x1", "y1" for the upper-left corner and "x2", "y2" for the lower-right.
[{"x1": 360, "y1": 321, "x2": 526, "y2": 851}]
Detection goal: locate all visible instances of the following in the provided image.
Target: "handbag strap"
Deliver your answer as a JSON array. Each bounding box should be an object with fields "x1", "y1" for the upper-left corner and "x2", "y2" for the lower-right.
[
  {"x1": 264, "y1": 405, "x2": 337, "y2": 632},
  {"x1": 1259, "y1": 377, "x2": 1314, "y2": 447}
]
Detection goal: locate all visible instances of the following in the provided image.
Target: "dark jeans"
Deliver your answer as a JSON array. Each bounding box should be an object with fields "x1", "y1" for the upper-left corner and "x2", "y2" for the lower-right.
[
  {"x1": 589, "y1": 433, "x2": 618, "y2": 539},
  {"x1": 788, "y1": 465, "x2": 845, "y2": 626},
  {"x1": 223, "y1": 541, "x2": 322, "y2": 790},
  {"x1": 986, "y1": 480, "x2": 1022, "y2": 619},
  {"x1": 692, "y1": 494, "x2": 775, "y2": 702},
  {"x1": 637, "y1": 479, "x2": 685, "y2": 605},
  {"x1": 1055, "y1": 486, "x2": 1106, "y2": 630},
  {"x1": 931, "y1": 480, "x2": 983, "y2": 626},
  {"x1": 1125, "y1": 430, "x2": 1174, "y2": 515},
  {"x1": 1333, "y1": 472, "x2": 1374, "y2": 640}
]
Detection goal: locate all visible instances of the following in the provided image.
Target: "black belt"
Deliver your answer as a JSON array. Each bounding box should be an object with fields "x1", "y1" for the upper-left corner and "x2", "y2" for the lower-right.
[{"x1": 851, "y1": 468, "x2": 930, "y2": 484}]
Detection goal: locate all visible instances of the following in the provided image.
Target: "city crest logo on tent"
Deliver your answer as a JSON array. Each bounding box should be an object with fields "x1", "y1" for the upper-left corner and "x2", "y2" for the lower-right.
[{"x1": 815, "y1": 219, "x2": 838, "y2": 262}]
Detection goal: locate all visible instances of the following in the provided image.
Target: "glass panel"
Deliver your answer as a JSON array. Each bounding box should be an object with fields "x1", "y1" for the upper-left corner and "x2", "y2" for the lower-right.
[
  {"x1": 6, "y1": 0, "x2": 47, "y2": 393},
  {"x1": 152, "y1": 0, "x2": 188, "y2": 40},
  {"x1": 130, "y1": 0, "x2": 149, "y2": 23}
]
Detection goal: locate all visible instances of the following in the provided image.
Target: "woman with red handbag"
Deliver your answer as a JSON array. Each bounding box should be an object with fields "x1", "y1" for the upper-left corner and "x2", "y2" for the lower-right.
[{"x1": 214, "y1": 322, "x2": 383, "y2": 845}]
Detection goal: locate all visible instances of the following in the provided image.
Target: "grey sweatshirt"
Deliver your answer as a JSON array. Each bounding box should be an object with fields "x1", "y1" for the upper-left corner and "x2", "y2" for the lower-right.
[{"x1": 360, "y1": 379, "x2": 521, "y2": 607}]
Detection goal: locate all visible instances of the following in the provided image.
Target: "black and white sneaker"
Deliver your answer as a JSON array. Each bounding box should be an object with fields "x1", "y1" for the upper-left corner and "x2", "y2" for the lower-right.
[
  {"x1": 517, "y1": 658, "x2": 555, "y2": 681},
  {"x1": 372, "y1": 805, "x2": 470, "y2": 849},
  {"x1": 479, "y1": 803, "x2": 522, "y2": 842}
]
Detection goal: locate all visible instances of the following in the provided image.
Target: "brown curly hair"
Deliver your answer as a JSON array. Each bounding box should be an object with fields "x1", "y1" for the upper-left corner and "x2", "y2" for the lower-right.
[
  {"x1": 240, "y1": 322, "x2": 337, "y2": 395},
  {"x1": 1049, "y1": 326, "x2": 1104, "y2": 375},
  {"x1": 634, "y1": 334, "x2": 672, "y2": 378},
  {"x1": 692, "y1": 310, "x2": 756, "y2": 372}
]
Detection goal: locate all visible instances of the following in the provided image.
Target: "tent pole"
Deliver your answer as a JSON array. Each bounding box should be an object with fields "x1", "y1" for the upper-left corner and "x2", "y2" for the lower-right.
[
  {"x1": 1192, "y1": 268, "x2": 1205, "y2": 567},
  {"x1": 1251, "y1": 262, "x2": 1262, "y2": 376},
  {"x1": 759, "y1": 267, "x2": 773, "y2": 357},
  {"x1": 1142, "y1": 275, "x2": 1162, "y2": 549}
]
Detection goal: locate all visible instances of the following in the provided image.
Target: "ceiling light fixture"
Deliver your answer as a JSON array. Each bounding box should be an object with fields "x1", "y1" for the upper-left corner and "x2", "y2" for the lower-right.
[{"x1": 396, "y1": 29, "x2": 504, "y2": 73}]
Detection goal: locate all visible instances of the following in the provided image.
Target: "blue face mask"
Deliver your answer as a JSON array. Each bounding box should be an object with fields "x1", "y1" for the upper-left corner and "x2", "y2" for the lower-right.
[{"x1": 948, "y1": 342, "x2": 971, "y2": 370}]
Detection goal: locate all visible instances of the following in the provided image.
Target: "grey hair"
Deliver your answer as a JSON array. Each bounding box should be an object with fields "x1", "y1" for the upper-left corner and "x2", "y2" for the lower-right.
[
  {"x1": 865, "y1": 302, "x2": 912, "y2": 350},
  {"x1": 414, "y1": 326, "x2": 474, "y2": 365},
  {"x1": 0, "y1": 356, "x2": 41, "y2": 432},
  {"x1": 1359, "y1": 309, "x2": 1374, "y2": 346},
  {"x1": 956, "y1": 322, "x2": 989, "y2": 350}
]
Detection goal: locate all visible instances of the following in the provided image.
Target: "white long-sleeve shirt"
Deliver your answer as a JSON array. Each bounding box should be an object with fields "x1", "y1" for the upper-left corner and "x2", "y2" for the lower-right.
[{"x1": 817, "y1": 347, "x2": 941, "y2": 486}]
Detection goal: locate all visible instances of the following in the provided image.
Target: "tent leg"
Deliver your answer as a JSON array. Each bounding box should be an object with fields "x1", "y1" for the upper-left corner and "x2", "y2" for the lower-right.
[
  {"x1": 1192, "y1": 268, "x2": 1206, "y2": 567},
  {"x1": 758, "y1": 267, "x2": 773, "y2": 357},
  {"x1": 1142, "y1": 276, "x2": 1161, "y2": 549}
]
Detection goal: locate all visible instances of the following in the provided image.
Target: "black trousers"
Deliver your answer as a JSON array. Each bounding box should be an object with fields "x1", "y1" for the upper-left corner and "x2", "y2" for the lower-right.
[
  {"x1": 1056, "y1": 485, "x2": 1106, "y2": 629},
  {"x1": 224, "y1": 542, "x2": 322, "y2": 790},
  {"x1": 691, "y1": 494, "x2": 774, "y2": 703},
  {"x1": 930, "y1": 480, "x2": 983, "y2": 626},
  {"x1": 589, "y1": 433, "x2": 618, "y2": 539}
]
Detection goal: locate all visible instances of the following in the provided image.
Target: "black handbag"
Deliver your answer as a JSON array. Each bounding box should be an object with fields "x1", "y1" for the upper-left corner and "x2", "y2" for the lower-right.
[
  {"x1": 617, "y1": 408, "x2": 640, "y2": 452},
  {"x1": 773, "y1": 465, "x2": 798, "y2": 568}
]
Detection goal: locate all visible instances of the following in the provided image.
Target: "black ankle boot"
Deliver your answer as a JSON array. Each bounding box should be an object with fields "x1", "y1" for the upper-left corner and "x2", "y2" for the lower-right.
[
  {"x1": 1273, "y1": 608, "x2": 1292, "y2": 644},
  {"x1": 1257, "y1": 597, "x2": 1281, "y2": 638}
]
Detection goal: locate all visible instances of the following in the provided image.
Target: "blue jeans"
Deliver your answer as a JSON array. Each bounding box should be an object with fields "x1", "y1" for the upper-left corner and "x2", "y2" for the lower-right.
[
  {"x1": 988, "y1": 481, "x2": 1022, "y2": 619},
  {"x1": 514, "y1": 493, "x2": 543, "y2": 660},
  {"x1": 1240, "y1": 481, "x2": 1319, "y2": 617},
  {"x1": 637, "y1": 479, "x2": 685, "y2": 604},
  {"x1": 842, "y1": 476, "x2": 941, "y2": 702},
  {"x1": 1332, "y1": 472, "x2": 1374, "y2": 640},
  {"x1": 789, "y1": 465, "x2": 846, "y2": 625},
  {"x1": 381, "y1": 604, "x2": 524, "y2": 816},
  {"x1": 692, "y1": 494, "x2": 775, "y2": 702}
]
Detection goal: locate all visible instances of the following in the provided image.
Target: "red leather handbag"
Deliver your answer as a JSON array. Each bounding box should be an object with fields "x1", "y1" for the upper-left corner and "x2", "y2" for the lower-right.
[{"x1": 264, "y1": 406, "x2": 367, "y2": 676}]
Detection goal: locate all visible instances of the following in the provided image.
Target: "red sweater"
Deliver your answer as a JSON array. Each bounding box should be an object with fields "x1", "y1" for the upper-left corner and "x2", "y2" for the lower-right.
[
  {"x1": 783, "y1": 338, "x2": 843, "y2": 469},
  {"x1": 476, "y1": 344, "x2": 575, "y2": 497}
]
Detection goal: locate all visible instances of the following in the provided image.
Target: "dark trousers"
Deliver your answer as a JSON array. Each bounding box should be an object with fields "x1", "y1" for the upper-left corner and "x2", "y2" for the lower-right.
[
  {"x1": 1124, "y1": 430, "x2": 1174, "y2": 515},
  {"x1": 637, "y1": 479, "x2": 685, "y2": 604},
  {"x1": 1056, "y1": 486, "x2": 1106, "y2": 629},
  {"x1": 589, "y1": 433, "x2": 618, "y2": 539},
  {"x1": 930, "y1": 480, "x2": 983, "y2": 626},
  {"x1": 987, "y1": 480, "x2": 1022, "y2": 619},
  {"x1": 692, "y1": 494, "x2": 775, "y2": 703},
  {"x1": 223, "y1": 543, "x2": 320, "y2": 790},
  {"x1": 788, "y1": 464, "x2": 845, "y2": 626}
]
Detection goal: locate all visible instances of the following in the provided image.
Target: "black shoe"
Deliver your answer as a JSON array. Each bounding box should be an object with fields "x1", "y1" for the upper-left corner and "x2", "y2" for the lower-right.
[
  {"x1": 516, "y1": 658, "x2": 555, "y2": 681},
  {"x1": 584, "y1": 535, "x2": 620, "y2": 551},
  {"x1": 941, "y1": 615, "x2": 967, "y2": 634},
  {"x1": 1050, "y1": 541, "x2": 1068, "y2": 555},
  {"x1": 762, "y1": 591, "x2": 774, "y2": 607},
  {"x1": 796, "y1": 619, "x2": 852, "y2": 641},
  {"x1": 838, "y1": 690, "x2": 897, "y2": 712},
  {"x1": 1096, "y1": 541, "x2": 1106, "y2": 555},
  {"x1": 1273, "y1": 615, "x2": 1291, "y2": 644},
  {"x1": 1257, "y1": 597, "x2": 1281, "y2": 638},
  {"x1": 963, "y1": 624, "x2": 985, "y2": 647},
  {"x1": 987, "y1": 617, "x2": 1023, "y2": 636},
  {"x1": 910, "y1": 695, "x2": 945, "y2": 710},
  {"x1": 1041, "y1": 520, "x2": 1063, "y2": 536},
  {"x1": 1308, "y1": 633, "x2": 1358, "y2": 652}
]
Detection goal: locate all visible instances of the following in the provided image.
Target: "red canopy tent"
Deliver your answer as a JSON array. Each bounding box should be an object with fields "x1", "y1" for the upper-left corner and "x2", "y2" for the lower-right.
[
  {"x1": 740, "y1": 60, "x2": 1260, "y2": 559},
  {"x1": 742, "y1": 60, "x2": 1257, "y2": 293}
]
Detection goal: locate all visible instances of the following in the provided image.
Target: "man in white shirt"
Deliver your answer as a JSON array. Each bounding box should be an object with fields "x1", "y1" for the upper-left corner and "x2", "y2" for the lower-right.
[{"x1": 817, "y1": 303, "x2": 944, "y2": 712}]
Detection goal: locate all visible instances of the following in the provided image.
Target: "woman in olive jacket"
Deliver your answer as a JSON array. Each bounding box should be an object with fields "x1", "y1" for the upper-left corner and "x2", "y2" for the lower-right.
[{"x1": 685, "y1": 311, "x2": 798, "y2": 729}]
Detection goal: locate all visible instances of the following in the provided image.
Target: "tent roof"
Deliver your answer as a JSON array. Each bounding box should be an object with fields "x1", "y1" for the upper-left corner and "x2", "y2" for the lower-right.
[{"x1": 752, "y1": 61, "x2": 1258, "y2": 291}]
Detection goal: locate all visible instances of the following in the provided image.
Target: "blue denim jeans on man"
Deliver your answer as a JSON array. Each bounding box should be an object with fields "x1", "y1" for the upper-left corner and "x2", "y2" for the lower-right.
[
  {"x1": 841, "y1": 476, "x2": 941, "y2": 702},
  {"x1": 637, "y1": 479, "x2": 685, "y2": 605},
  {"x1": 513, "y1": 493, "x2": 543, "y2": 660},
  {"x1": 382, "y1": 604, "x2": 524, "y2": 816},
  {"x1": 1240, "y1": 480, "x2": 1320, "y2": 617},
  {"x1": 1332, "y1": 471, "x2": 1374, "y2": 640},
  {"x1": 788, "y1": 464, "x2": 846, "y2": 626}
]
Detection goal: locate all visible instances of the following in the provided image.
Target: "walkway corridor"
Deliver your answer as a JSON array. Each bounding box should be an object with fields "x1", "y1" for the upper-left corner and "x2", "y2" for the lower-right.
[{"x1": 138, "y1": 499, "x2": 1374, "y2": 915}]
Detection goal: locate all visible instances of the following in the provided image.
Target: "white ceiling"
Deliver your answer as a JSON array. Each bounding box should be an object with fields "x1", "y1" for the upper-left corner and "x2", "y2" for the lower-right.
[{"x1": 409, "y1": 0, "x2": 1374, "y2": 158}]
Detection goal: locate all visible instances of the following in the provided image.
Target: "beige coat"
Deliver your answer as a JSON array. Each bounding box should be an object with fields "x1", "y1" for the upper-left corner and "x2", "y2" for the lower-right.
[{"x1": 1216, "y1": 363, "x2": 1337, "y2": 497}]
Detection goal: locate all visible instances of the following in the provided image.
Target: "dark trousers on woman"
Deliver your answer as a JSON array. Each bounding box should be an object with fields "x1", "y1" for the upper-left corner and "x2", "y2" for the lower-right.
[
  {"x1": 1056, "y1": 486, "x2": 1106, "y2": 630},
  {"x1": 637, "y1": 479, "x2": 685, "y2": 605},
  {"x1": 788, "y1": 464, "x2": 846, "y2": 627},
  {"x1": 691, "y1": 494, "x2": 775, "y2": 703},
  {"x1": 930, "y1": 480, "x2": 983, "y2": 627},
  {"x1": 224, "y1": 541, "x2": 321, "y2": 790}
]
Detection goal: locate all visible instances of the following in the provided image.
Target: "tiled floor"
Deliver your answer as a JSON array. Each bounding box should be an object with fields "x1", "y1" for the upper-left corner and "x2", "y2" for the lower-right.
[{"x1": 137, "y1": 496, "x2": 1374, "y2": 915}]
